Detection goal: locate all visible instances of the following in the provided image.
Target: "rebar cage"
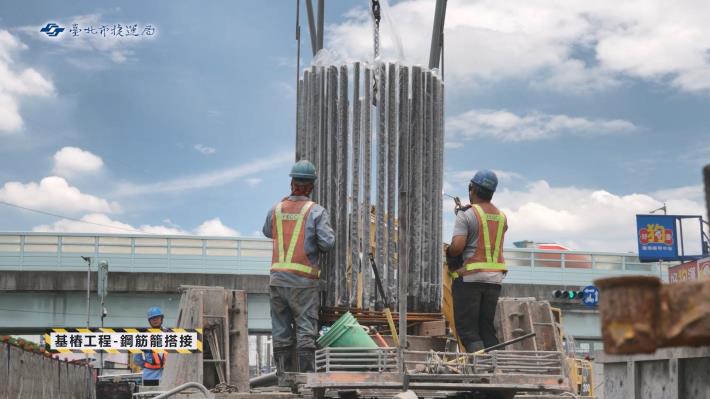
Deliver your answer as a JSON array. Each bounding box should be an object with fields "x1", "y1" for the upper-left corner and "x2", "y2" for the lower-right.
[{"x1": 296, "y1": 63, "x2": 445, "y2": 313}]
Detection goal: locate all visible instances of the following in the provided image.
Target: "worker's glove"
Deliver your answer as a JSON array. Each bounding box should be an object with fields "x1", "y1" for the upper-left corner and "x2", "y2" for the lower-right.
[{"x1": 444, "y1": 244, "x2": 463, "y2": 270}]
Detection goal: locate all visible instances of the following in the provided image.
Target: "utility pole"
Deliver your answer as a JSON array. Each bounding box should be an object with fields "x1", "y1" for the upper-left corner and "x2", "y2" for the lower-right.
[
  {"x1": 81, "y1": 255, "x2": 92, "y2": 388},
  {"x1": 648, "y1": 203, "x2": 668, "y2": 279},
  {"x1": 98, "y1": 260, "x2": 109, "y2": 372}
]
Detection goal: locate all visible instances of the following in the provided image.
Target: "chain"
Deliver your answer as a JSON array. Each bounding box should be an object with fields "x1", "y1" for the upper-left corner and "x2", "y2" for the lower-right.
[
  {"x1": 371, "y1": 0, "x2": 382, "y2": 106},
  {"x1": 372, "y1": 0, "x2": 381, "y2": 60}
]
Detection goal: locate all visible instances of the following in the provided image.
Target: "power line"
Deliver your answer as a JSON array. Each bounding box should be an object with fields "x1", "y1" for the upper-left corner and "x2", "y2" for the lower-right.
[
  {"x1": 0, "y1": 200, "x2": 145, "y2": 234},
  {"x1": 0, "y1": 307, "x2": 140, "y2": 318}
]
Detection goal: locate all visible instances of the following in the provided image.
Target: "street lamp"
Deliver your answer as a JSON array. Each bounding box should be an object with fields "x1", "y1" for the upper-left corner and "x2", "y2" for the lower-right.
[
  {"x1": 81, "y1": 256, "x2": 91, "y2": 329},
  {"x1": 649, "y1": 202, "x2": 667, "y2": 215}
]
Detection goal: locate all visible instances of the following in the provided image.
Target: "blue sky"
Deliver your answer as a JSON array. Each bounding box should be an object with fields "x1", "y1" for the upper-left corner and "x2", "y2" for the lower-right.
[{"x1": 0, "y1": 0, "x2": 708, "y2": 252}]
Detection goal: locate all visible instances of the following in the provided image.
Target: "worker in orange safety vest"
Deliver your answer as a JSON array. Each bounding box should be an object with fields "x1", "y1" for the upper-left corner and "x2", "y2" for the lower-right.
[
  {"x1": 262, "y1": 160, "x2": 335, "y2": 376},
  {"x1": 133, "y1": 307, "x2": 167, "y2": 386}
]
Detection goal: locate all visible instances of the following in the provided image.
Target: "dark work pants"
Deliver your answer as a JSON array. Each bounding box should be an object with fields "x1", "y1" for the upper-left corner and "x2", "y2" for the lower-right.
[
  {"x1": 452, "y1": 279, "x2": 501, "y2": 352},
  {"x1": 270, "y1": 285, "x2": 319, "y2": 351}
]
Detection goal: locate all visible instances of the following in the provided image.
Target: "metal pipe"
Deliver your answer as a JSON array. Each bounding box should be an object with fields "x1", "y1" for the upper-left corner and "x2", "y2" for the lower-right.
[
  {"x1": 152, "y1": 382, "x2": 213, "y2": 399},
  {"x1": 705, "y1": 164, "x2": 710, "y2": 236},
  {"x1": 362, "y1": 67, "x2": 372, "y2": 309},
  {"x1": 351, "y1": 63, "x2": 362, "y2": 307},
  {"x1": 397, "y1": 65, "x2": 410, "y2": 347},
  {"x1": 317, "y1": 0, "x2": 325, "y2": 52},
  {"x1": 428, "y1": 0, "x2": 448, "y2": 70},
  {"x1": 305, "y1": 0, "x2": 319, "y2": 56},
  {"x1": 375, "y1": 62, "x2": 387, "y2": 309},
  {"x1": 250, "y1": 371, "x2": 278, "y2": 388}
]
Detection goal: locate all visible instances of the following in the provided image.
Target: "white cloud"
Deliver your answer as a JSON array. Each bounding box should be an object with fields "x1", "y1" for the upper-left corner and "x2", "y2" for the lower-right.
[
  {"x1": 33, "y1": 213, "x2": 137, "y2": 234},
  {"x1": 194, "y1": 144, "x2": 216, "y2": 155},
  {"x1": 114, "y1": 152, "x2": 292, "y2": 196},
  {"x1": 34, "y1": 213, "x2": 240, "y2": 237},
  {"x1": 0, "y1": 30, "x2": 54, "y2": 133},
  {"x1": 0, "y1": 176, "x2": 120, "y2": 214},
  {"x1": 446, "y1": 109, "x2": 636, "y2": 142},
  {"x1": 441, "y1": 177, "x2": 707, "y2": 252},
  {"x1": 194, "y1": 218, "x2": 240, "y2": 237},
  {"x1": 327, "y1": 0, "x2": 710, "y2": 93},
  {"x1": 245, "y1": 177, "x2": 262, "y2": 187},
  {"x1": 52, "y1": 146, "x2": 104, "y2": 177}
]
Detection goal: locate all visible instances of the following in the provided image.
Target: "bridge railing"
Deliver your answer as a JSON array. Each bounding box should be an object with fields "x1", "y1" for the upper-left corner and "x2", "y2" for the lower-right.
[
  {"x1": 502, "y1": 248, "x2": 669, "y2": 285},
  {"x1": 0, "y1": 232, "x2": 272, "y2": 274},
  {"x1": 0, "y1": 233, "x2": 668, "y2": 284}
]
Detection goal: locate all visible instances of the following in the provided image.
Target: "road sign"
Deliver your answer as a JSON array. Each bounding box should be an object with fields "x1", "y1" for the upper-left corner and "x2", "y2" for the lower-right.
[
  {"x1": 581, "y1": 285, "x2": 599, "y2": 308},
  {"x1": 637, "y1": 215, "x2": 678, "y2": 261}
]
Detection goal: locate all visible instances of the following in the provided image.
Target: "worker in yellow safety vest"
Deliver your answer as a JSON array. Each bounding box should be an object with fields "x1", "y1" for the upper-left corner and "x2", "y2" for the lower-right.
[
  {"x1": 445, "y1": 169, "x2": 508, "y2": 353},
  {"x1": 262, "y1": 160, "x2": 335, "y2": 375}
]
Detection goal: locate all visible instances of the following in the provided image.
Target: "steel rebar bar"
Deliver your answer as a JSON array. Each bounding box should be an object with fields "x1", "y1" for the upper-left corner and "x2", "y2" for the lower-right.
[
  {"x1": 326, "y1": 66, "x2": 338, "y2": 306},
  {"x1": 375, "y1": 62, "x2": 387, "y2": 309},
  {"x1": 303, "y1": 71, "x2": 311, "y2": 162},
  {"x1": 296, "y1": 77, "x2": 305, "y2": 161},
  {"x1": 338, "y1": 64, "x2": 349, "y2": 306},
  {"x1": 386, "y1": 63, "x2": 397, "y2": 305},
  {"x1": 362, "y1": 67, "x2": 373, "y2": 309},
  {"x1": 434, "y1": 77, "x2": 445, "y2": 311},
  {"x1": 397, "y1": 65, "x2": 410, "y2": 344},
  {"x1": 409, "y1": 66, "x2": 424, "y2": 308},
  {"x1": 350, "y1": 63, "x2": 362, "y2": 307}
]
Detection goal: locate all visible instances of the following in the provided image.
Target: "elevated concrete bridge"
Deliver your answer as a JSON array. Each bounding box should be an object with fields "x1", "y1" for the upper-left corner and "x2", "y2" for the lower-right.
[{"x1": 0, "y1": 232, "x2": 666, "y2": 350}]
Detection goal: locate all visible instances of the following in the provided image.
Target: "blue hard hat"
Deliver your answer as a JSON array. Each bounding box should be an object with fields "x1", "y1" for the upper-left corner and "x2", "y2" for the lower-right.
[
  {"x1": 471, "y1": 170, "x2": 498, "y2": 192},
  {"x1": 147, "y1": 307, "x2": 163, "y2": 319},
  {"x1": 289, "y1": 160, "x2": 317, "y2": 181}
]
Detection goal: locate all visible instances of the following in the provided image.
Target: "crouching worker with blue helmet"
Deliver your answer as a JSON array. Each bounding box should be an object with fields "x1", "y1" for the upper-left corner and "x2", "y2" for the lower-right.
[
  {"x1": 263, "y1": 160, "x2": 335, "y2": 378},
  {"x1": 133, "y1": 307, "x2": 167, "y2": 386}
]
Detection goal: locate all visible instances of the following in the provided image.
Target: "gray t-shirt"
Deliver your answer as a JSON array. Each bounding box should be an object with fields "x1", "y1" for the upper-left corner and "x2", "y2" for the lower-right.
[
  {"x1": 452, "y1": 205, "x2": 507, "y2": 284},
  {"x1": 263, "y1": 196, "x2": 335, "y2": 288}
]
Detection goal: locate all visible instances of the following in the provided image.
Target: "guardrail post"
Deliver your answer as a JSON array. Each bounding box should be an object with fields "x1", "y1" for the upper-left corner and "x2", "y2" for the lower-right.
[
  {"x1": 58, "y1": 235, "x2": 63, "y2": 268},
  {"x1": 19, "y1": 235, "x2": 25, "y2": 270}
]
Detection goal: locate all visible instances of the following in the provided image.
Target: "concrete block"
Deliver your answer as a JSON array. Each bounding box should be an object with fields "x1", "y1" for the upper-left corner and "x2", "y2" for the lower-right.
[{"x1": 681, "y1": 357, "x2": 710, "y2": 398}]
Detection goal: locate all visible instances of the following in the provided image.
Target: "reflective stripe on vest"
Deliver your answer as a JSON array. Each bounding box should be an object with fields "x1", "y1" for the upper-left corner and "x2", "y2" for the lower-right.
[
  {"x1": 450, "y1": 204, "x2": 507, "y2": 279},
  {"x1": 143, "y1": 352, "x2": 166, "y2": 369},
  {"x1": 270, "y1": 201, "x2": 319, "y2": 278}
]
